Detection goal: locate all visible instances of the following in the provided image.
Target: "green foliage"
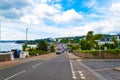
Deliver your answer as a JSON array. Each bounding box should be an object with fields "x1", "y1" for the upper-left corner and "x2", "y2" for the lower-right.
[
  {"x1": 101, "y1": 43, "x2": 115, "y2": 50},
  {"x1": 94, "y1": 34, "x2": 103, "y2": 40},
  {"x1": 29, "y1": 50, "x2": 46, "y2": 56},
  {"x1": 75, "y1": 50, "x2": 98, "y2": 56},
  {"x1": 79, "y1": 31, "x2": 118, "y2": 50},
  {"x1": 28, "y1": 46, "x2": 47, "y2": 56},
  {"x1": 85, "y1": 31, "x2": 95, "y2": 49},
  {"x1": 22, "y1": 44, "x2": 27, "y2": 51},
  {"x1": 36, "y1": 40, "x2": 47, "y2": 51},
  {"x1": 86, "y1": 31, "x2": 94, "y2": 41},
  {"x1": 79, "y1": 40, "x2": 91, "y2": 50},
  {"x1": 67, "y1": 44, "x2": 80, "y2": 51},
  {"x1": 60, "y1": 38, "x2": 68, "y2": 43},
  {"x1": 75, "y1": 49, "x2": 120, "y2": 56},
  {"x1": 112, "y1": 36, "x2": 118, "y2": 49},
  {"x1": 50, "y1": 45, "x2": 55, "y2": 52}
]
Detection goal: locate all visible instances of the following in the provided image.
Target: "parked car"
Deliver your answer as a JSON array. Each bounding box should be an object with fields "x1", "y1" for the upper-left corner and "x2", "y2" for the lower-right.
[{"x1": 11, "y1": 49, "x2": 21, "y2": 58}]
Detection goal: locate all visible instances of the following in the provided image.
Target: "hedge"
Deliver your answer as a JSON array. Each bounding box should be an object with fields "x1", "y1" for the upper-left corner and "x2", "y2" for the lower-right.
[
  {"x1": 74, "y1": 49, "x2": 120, "y2": 58},
  {"x1": 29, "y1": 50, "x2": 47, "y2": 56}
]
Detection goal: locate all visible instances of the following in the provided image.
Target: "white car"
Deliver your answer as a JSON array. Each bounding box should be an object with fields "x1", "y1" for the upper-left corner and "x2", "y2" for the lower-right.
[{"x1": 56, "y1": 48, "x2": 63, "y2": 55}]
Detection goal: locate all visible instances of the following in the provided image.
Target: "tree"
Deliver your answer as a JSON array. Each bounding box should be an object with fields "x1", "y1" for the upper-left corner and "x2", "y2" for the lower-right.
[
  {"x1": 50, "y1": 45, "x2": 55, "y2": 52},
  {"x1": 67, "y1": 44, "x2": 80, "y2": 52},
  {"x1": 22, "y1": 44, "x2": 27, "y2": 51},
  {"x1": 86, "y1": 31, "x2": 94, "y2": 41},
  {"x1": 112, "y1": 36, "x2": 118, "y2": 49},
  {"x1": 79, "y1": 39, "x2": 91, "y2": 50},
  {"x1": 94, "y1": 34, "x2": 103, "y2": 50},
  {"x1": 94, "y1": 34, "x2": 103, "y2": 40},
  {"x1": 60, "y1": 38, "x2": 68, "y2": 43},
  {"x1": 86, "y1": 31, "x2": 94, "y2": 49},
  {"x1": 36, "y1": 40, "x2": 47, "y2": 51}
]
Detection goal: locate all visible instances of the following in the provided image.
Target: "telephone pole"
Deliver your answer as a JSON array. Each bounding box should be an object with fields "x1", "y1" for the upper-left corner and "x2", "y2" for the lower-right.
[
  {"x1": 0, "y1": 20, "x2": 1, "y2": 52},
  {"x1": 26, "y1": 28, "x2": 29, "y2": 46}
]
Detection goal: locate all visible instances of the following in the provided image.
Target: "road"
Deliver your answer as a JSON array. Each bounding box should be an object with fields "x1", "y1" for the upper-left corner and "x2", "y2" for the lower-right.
[
  {"x1": 0, "y1": 53, "x2": 72, "y2": 80},
  {"x1": 82, "y1": 59, "x2": 120, "y2": 80},
  {"x1": 1, "y1": 53, "x2": 117, "y2": 80}
]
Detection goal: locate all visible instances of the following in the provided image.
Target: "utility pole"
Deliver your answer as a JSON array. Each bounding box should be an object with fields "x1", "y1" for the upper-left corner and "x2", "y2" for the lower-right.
[
  {"x1": 0, "y1": 20, "x2": 1, "y2": 52},
  {"x1": 26, "y1": 28, "x2": 29, "y2": 47}
]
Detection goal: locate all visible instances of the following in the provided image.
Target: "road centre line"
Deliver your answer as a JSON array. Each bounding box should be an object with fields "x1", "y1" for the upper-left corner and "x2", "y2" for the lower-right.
[
  {"x1": 4, "y1": 70, "x2": 26, "y2": 80},
  {"x1": 32, "y1": 63, "x2": 42, "y2": 68}
]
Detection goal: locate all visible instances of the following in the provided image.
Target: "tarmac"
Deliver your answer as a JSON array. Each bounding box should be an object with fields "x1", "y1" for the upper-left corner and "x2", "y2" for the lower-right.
[{"x1": 0, "y1": 53, "x2": 57, "y2": 69}]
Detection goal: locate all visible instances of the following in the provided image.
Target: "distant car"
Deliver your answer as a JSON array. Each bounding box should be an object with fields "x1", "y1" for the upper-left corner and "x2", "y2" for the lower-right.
[{"x1": 56, "y1": 48, "x2": 63, "y2": 55}]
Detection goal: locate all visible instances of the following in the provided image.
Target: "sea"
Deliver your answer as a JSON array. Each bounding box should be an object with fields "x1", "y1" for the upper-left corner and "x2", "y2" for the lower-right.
[{"x1": 0, "y1": 42, "x2": 36, "y2": 51}]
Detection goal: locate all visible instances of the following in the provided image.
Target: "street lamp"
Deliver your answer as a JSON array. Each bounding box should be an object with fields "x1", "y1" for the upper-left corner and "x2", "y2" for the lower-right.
[
  {"x1": 0, "y1": 20, "x2": 1, "y2": 52},
  {"x1": 26, "y1": 28, "x2": 29, "y2": 47}
]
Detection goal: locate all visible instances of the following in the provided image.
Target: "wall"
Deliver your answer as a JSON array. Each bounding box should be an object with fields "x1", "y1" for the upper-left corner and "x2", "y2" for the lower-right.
[{"x1": 0, "y1": 52, "x2": 14, "y2": 62}]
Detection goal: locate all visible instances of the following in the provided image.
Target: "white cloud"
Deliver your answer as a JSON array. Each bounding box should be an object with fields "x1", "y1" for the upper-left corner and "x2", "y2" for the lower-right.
[
  {"x1": 20, "y1": 3, "x2": 83, "y2": 25},
  {"x1": 20, "y1": 3, "x2": 60, "y2": 24},
  {"x1": 52, "y1": 9, "x2": 83, "y2": 24},
  {"x1": 1, "y1": 0, "x2": 120, "y2": 40}
]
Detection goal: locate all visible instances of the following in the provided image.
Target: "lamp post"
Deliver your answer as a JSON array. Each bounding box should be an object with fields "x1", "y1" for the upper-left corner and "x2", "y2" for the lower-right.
[
  {"x1": 26, "y1": 28, "x2": 29, "y2": 47},
  {"x1": 0, "y1": 20, "x2": 1, "y2": 52}
]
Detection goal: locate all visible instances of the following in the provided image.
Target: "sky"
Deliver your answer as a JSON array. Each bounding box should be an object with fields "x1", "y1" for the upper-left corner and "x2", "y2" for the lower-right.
[{"x1": 0, "y1": 0, "x2": 120, "y2": 40}]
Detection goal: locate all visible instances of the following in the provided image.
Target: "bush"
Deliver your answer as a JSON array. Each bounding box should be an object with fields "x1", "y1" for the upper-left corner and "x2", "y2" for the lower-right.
[
  {"x1": 29, "y1": 50, "x2": 47, "y2": 56},
  {"x1": 36, "y1": 40, "x2": 47, "y2": 51},
  {"x1": 75, "y1": 49, "x2": 120, "y2": 56},
  {"x1": 22, "y1": 44, "x2": 27, "y2": 51},
  {"x1": 50, "y1": 45, "x2": 55, "y2": 52}
]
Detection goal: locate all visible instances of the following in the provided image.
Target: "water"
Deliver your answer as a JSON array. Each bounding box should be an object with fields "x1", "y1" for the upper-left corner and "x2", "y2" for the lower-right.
[
  {"x1": 0, "y1": 42, "x2": 37, "y2": 52},
  {"x1": 0, "y1": 43, "x2": 23, "y2": 51}
]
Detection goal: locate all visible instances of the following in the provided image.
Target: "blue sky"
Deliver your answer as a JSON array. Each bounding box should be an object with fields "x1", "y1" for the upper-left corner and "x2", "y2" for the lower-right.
[{"x1": 0, "y1": 0, "x2": 120, "y2": 40}]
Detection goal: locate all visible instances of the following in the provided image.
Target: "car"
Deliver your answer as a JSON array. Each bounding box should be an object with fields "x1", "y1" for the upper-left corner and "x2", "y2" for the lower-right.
[{"x1": 56, "y1": 48, "x2": 63, "y2": 55}]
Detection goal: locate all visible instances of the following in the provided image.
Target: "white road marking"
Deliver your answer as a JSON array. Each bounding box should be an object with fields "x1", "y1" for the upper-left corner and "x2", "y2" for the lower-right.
[
  {"x1": 78, "y1": 71, "x2": 82, "y2": 74},
  {"x1": 4, "y1": 70, "x2": 26, "y2": 80},
  {"x1": 78, "y1": 71, "x2": 86, "y2": 80},
  {"x1": 72, "y1": 71, "x2": 75, "y2": 74},
  {"x1": 70, "y1": 60, "x2": 77, "y2": 79},
  {"x1": 32, "y1": 63, "x2": 41, "y2": 68},
  {"x1": 73, "y1": 76, "x2": 77, "y2": 79},
  {"x1": 80, "y1": 73, "x2": 84, "y2": 76},
  {"x1": 81, "y1": 76, "x2": 86, "y2": 80},
  {"x1": 70, "y1": 60, "x2": 74, "y2": 72}
]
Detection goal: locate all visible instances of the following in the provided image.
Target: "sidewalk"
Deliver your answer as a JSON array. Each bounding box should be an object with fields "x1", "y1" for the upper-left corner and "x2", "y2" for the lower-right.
[
  {"x1": 68, "y1": 53, "x2": 80, "y2": 59},
  {"x1": 0, "y1": 53, "x2": 56, "y2": 69}
]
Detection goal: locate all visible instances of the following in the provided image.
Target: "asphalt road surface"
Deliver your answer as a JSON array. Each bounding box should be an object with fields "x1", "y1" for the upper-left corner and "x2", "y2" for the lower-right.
[
  {"x1": 82, "y1": 60, "x2": 120, "y2": 80},
  {"x1": 1, "y1": 53, "x2": 117, "y2": 80},
  {"x1": 0, "y1": 53, "x2": 72, "y2": 80}
]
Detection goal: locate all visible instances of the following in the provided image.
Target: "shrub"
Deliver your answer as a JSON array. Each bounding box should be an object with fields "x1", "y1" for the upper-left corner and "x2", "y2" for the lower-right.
[
  {"x1": 75, "y1": 49, "x2": 120, "y2": 56},
  {"x1": 36, "y1": 40, "x2": 47, "y2": 51},
  {"x1": 29, "y1": 50, "x2": 47, "y2": 56}
]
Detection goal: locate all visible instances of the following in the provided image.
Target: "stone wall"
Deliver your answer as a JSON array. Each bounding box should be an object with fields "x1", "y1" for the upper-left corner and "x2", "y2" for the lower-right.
[{"x1": 0, "y1": 53, "x2": 13, "y2": 62}]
